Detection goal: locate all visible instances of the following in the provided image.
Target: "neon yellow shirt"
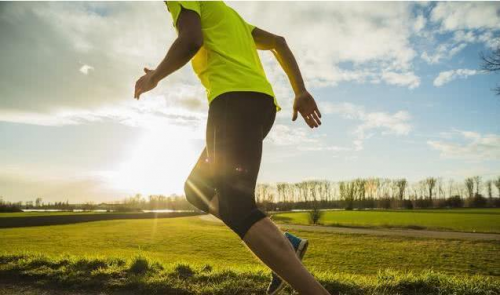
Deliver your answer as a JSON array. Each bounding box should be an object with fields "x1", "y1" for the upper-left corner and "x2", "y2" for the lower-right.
[{"x1": 165, "y1": 1, "x2": 281, "y2": 112}]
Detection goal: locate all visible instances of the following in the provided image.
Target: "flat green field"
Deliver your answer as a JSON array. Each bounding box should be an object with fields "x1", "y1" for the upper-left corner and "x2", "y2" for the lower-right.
[
  {"x1": 1, "y1": 215, "x2": 499, "y2": 276},
  {"x1": 1, "y1": 215, "x2": 499, "y2": 294},
  {"x1": 271, "y1": 208, "x2": 500, "y2": 233}
]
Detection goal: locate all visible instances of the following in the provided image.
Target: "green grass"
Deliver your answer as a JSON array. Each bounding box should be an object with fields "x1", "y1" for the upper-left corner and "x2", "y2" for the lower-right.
[
  {"x1": 1, "y1": 216, "x2": 499, "y2": 277},
  {"x1": 1, "y1": 215, "x2": 499, "y2": 294},
  {"x1": 1, "y1": 253, "x2": 499, "y2": 295},
  {"x1": 271, "y1": 208, "x2": 500, "y2": 233}
]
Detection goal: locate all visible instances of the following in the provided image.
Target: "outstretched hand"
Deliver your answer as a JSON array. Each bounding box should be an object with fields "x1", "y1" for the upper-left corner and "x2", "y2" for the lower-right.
[
  {"x1": 292, "y1": 90, "x2": 322, "y2": 128},
  {"x1": 134, "y1": 68, "x2": 158, "y2": 100}
]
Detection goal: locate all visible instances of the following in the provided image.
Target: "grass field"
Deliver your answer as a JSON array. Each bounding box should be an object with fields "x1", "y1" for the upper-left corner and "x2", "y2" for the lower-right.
[
  {"x1": 270, "y1": 208, "x2": 500, "y2": 233},
  {"x1": 1, "y1": 215, "x2": 500, "y2": 276},
  {"x1": 1, "y1": 214, "x2": 499, "y2": 294},
  {"x1": 1, "y1": 253, "x2": 499, "y2": 295}
]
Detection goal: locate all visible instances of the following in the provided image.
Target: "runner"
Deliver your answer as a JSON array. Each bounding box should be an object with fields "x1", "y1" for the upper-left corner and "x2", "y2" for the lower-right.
[{"x1": 134, "y1": 2, "x2": 329, "y2": 294}]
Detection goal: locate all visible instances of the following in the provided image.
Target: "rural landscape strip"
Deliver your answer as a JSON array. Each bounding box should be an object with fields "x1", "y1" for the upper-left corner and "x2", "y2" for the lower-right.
[
  {"x1": 199, "y1": 214, "x2": 500, "y2": 240},
  {"x1": 0, "y1": 212, "x2": 203, "y2": 228},
  {"x1": 279, "y1": 223, "x2": 500, "y2": 241}
]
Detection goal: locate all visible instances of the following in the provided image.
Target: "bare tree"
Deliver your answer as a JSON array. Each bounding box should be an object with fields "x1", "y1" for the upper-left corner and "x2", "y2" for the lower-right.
[
  {"x1": 481, "y1": 43, "x2": 500, "y2": 95},
  {"x1": 276, "y1": 183, "x2": 286, "y2": 207},
  {"x1": 447, "y1": 179, "x2": 457, "y2": 198},
  {"x1": 494, "y1": 176, "x2": 500, "y2": 198},
  {"x1": 473, "y1": 176, "x2": 482, "y2": 196},
  {"x1": 436, "y1": 178, "x2": 445, "y2": 200},
  {"x1": 324, "y1": 180, "x2": 332, "y2": 203},
  {"x1": 339, "y1": 181, "x2": 355, "y2": 210},
  {"x1": 465, "y1": 178, "x2": 474, "y2": 199},
  {"x1": 486, "y1": 180, "x2": 493, "y2": 200},
  {"x1": 425, "y1": 177, "x2": 437, "y2": 200},
  {"x1": 396, "y1": 179, "x2": 407, "y2": 201}
]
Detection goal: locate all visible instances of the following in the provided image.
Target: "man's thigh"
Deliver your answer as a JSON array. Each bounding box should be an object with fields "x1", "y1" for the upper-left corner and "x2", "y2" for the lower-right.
[
  {"x1": 206, "y1": 97, "x2": 264, "y2": 221},
  {"x1": 185, "y1": 147, "x2": 217, "y2": 211}
]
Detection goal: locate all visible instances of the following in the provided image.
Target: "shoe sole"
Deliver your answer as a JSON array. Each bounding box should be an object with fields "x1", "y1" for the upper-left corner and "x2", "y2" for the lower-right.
[{"x1": 268, "y1": 238, "x2": 309, "y2": 295}]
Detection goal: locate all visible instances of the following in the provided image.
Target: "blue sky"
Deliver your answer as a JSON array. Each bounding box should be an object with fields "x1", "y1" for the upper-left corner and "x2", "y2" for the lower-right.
[{"x1": 0, "y1": 2, "x2": 499, "y2": 203}]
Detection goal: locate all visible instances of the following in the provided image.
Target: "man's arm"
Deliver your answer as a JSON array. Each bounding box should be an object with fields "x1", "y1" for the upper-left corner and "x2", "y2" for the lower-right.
[
  {"x1": 134, "y1": 8, "x2": 203, "y2": 100},
  {"x1": 252, "y1": 27, "x2": 321, "y2": 128}
]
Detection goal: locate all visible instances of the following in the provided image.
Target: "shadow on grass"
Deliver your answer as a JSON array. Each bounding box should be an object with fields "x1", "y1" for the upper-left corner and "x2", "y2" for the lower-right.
[
  {"x1": 1, "y1": 253, "x2": 498, "y2": 295},
  {"x1": 0, "y1": 212, "x2": 202, "y2": 229}
]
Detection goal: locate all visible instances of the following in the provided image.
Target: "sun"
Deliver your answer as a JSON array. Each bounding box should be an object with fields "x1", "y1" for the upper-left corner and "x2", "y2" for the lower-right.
[{"x1": 108, "y1": 123, "x2": 200, "y2": 197}]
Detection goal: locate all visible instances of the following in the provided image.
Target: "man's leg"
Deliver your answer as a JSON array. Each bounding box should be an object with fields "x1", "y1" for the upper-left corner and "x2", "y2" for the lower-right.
[
  {"x1": 207, "y1": 195, "x2": 329, "y2": 295},
  {"x1": 243, "y1": 218, "x2": 330, "y2": 295},
  {"x1": 206, "y1": 93, "x2": 330, "y2": 295}
]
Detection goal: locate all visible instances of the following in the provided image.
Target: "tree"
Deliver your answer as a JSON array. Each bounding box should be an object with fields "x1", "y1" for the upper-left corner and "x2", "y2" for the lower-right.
[
  {"x1": 276, "y1": 183, "x2": 287, "y2": 208},
  {"x1": 486, "y1": 180, "x2": 493, "y2": 200},
  {"x1": 481, "y1": 44, "x2": 500, "y2": 95},
  {"x1": 396, "y1": 179, "x2": 407, "y2": 201},
  {"x1": 339, "y1": 181, "x2": 355, "y2": 210},
  {"x1": 256, "y1": 183, "x2": 269, "y2": 205},
  {"x1": 473, "y1": 176, "x2": 482, "y2": 196},
  {"x1": 494, "y1": 177, "x2": 500, "y2": 198},
  {"x1": 447, "y1": 179, "x2": 456, "y2": 199},
  {"x1": 425, "y1": 177, "x2": 437, "y2": 200},
  {"x1": 465, "y1": 177, "x2": 474, "y2": 199}
]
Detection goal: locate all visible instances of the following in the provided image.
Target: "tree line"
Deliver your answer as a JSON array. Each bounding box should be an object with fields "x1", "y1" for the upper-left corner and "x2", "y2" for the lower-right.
[
  {"x1": 0, "y1": 194, "x2": 193, "y2": 213},
  {"x1": 2, "y1": 176, "x2": 499, "y2": 213},
  {"x1": 255, "y1": 176, "x2": 500, "y2": 211}
]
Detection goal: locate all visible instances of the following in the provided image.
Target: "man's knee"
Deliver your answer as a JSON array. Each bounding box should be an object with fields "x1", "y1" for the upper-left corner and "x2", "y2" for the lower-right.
[{"x1": 219, "y1": 205, "x2": 267, "y2": 240}]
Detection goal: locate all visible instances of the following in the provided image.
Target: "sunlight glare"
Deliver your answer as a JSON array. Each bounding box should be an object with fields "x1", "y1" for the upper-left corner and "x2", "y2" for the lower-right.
[{"x1": 108, "y1": 124, "x2": 199, "y2": 196}]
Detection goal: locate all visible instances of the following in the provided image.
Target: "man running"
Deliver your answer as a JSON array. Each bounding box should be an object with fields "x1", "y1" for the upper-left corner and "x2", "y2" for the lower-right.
[{"x1": 134, "y1": 2, "x2": 329, "y2": 294}]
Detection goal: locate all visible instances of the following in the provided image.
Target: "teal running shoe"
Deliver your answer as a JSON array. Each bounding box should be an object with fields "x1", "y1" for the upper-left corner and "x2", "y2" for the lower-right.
[{"x1": 266, "y1": 232, "x2": 309, "y2": 295}]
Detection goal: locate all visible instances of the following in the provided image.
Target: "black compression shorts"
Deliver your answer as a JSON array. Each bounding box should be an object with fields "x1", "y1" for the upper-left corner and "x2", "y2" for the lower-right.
[{"x1": 184, "y1": 91, "x2": 276, "y2": 239}]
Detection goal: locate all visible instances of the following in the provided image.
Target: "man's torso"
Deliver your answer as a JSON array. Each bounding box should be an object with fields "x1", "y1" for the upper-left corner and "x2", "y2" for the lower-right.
[{"x1": 165, "y1": 1, "x2": 281, "y2": 112}]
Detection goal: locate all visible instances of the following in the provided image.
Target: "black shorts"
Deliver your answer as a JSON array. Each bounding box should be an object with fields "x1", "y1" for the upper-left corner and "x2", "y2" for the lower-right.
[{"x1": 184, "y1": 91, "x2": 276, "y2": 239}]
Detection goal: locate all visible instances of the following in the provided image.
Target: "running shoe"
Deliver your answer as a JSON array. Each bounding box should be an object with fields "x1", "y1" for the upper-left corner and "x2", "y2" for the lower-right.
[{"x1": 266, "y1": 232, "x2": 309, "y2": 295}]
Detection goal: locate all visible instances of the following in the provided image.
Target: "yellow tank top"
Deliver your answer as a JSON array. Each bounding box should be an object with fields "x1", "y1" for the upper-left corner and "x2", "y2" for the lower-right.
[{"x1": 165, "y1": 1, "x2": 281, "y2": 112}]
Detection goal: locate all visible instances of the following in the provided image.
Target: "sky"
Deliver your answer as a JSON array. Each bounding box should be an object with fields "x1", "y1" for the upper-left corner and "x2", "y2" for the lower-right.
[{"x1": 0, "y1": 1, "x2": 499, "y2": 203}]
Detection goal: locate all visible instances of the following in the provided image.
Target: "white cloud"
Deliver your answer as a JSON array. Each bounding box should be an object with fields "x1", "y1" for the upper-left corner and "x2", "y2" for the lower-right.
[
  {"x1": 428, "y1": 130, "x2": 500, "y2": 160},
  {"x1": 381, "y1": 71, "x2": 420, "y2": 89},
  {"x1": 420, "y1": 2, "x2": 500, "y2": 65},
  {"x1": 433, "y1": 69, "x2": 479, "y2": 87},
  {"x1": 324, "y1": 102, "x2": 411, "y2": 151},
  {"x1": 231, "y1": 1, "x2": 420, "y2": 94},
  {"x1": 431, "y1": 2, "x2": 500, "y2": 32},
  {"x1": 413, "y1": 14, "x2": 426, "y2": 33},
  {"x1": 0, "y1": 2, "x2": 183, "y2": 114},
  {"x1": 356, "y1": 111, "x2": 411, "y2": 136},
  {"x1": 421, "y1": 43, "x2": 467, "y2": 64},
  {"x1": 267, "y1": 124, "x2": 318, "y2": 146},
  {"x1": 267, "y1": 124, "x2": 351, "y2": 154},
  {"x1": 0, "y1": 96, "x2": 207, "y2": 135},
  {"x1": 79, "y1": 64, "x2": 94, "y2": 75},
  {"x1": 0, "y1": 1, "x2": 425, "y2": 131}
]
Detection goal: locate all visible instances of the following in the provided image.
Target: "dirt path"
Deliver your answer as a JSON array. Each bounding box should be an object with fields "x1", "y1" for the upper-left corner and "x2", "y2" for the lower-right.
[{"x1": 198, "y1": 214, "x2": 500, "y2": 241}]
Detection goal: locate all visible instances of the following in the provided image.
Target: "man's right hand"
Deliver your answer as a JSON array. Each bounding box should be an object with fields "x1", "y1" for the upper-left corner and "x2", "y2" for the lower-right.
[
  {"x1": 134, "y1": 68, "x2": 158, "y2": 100},
  {"x1": 292, "y1": 90, "x2": 322, "y2": 128}
]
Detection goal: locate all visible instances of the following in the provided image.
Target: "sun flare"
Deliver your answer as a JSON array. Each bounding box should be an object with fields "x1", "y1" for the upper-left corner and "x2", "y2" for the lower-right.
[{"x1": 108, "y1": 124, "x2": 199, "y2": 197}]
